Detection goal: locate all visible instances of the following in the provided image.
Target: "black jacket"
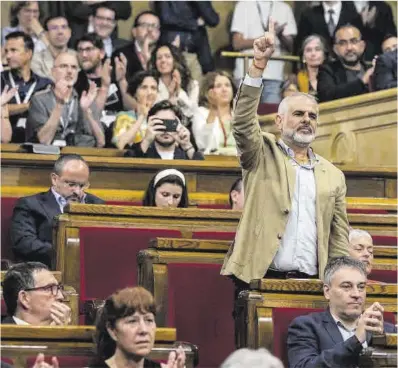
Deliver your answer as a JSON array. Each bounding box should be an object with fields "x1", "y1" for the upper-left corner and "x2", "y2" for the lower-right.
[
  {"x1": 1, "y1": 316, "x2": 16, "y2": 324},
  {"x1": 154, "y1": 1, "x2": 219, "y2": 73},
  {"x1": 10, "y1": 190, "x2": 104, "y2": 267},
  {"x1": 287, "y1": 309, "x2": 397, "y2": 368},
  {"x1": 124, "y1": 142, "x2": 204, "y2": 161},
  {"x1": 373, "y1": 50, "x2": 398, "y2": 91},
  {"x1": 112, "y1": 41, "x2": 144, "y2": 81},
  {"x1": 317, "y1": 59, "x2": 371, "y2": 102}
]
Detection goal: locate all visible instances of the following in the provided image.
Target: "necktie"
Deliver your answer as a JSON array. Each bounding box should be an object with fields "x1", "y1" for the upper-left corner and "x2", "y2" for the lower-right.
[{"x1": 327, "y1": 9, "x2": 335, "y2": 36}]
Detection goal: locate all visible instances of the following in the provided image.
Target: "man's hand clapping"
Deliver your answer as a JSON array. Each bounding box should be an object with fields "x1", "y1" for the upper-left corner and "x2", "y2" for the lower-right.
[
  {"x1": 80, "y1": 81, "x2": 98, "y2": 111},
  {"x1": 355, "y1": 302, "x2": 384, "y2": 343}
]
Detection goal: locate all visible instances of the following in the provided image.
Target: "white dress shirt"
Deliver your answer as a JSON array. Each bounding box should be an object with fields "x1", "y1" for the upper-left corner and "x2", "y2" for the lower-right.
[
  {"x1": 322, "y1": 1, "x2": 342, "y2": 26},
  {"x1": 13, "y1": 316, "x2": 30, "y2": 325}
]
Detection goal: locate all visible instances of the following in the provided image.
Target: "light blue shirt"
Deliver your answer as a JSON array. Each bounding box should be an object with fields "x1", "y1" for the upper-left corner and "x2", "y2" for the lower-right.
[
  {"x1": 332, "y1": 315, "x2": 368, "y2": 349},
  {"x1": 51, "y1": 188, "x2": 86, "y2": 213}
]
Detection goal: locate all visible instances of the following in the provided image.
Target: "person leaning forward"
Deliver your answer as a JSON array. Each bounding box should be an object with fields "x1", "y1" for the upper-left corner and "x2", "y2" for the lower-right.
[{"x1": 221, "y1": 19, "x2": 349, "y2": 290}]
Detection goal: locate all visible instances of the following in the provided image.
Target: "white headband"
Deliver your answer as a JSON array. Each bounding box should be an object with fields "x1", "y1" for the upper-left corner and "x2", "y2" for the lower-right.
[{"x1": 154, "y1": 169, "x2": 186, "y2": 187}]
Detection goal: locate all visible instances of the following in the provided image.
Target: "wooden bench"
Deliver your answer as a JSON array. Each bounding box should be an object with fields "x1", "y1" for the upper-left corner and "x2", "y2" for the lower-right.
[
  {"x1": 363, "y1": 334, "x2": 397, "y2": 367},
  {"x1": 1, "y1": 285, "x2": 79, "y2": 325},
  {"x1": 235, "y1": 279, "x2": 398, "y2": 366},
  {"x1": 2, "y1": 152, "x2": 397, "y2": 197},
  {"x1": 1, "y1": 325, "x2": 198, "y2": 368}
]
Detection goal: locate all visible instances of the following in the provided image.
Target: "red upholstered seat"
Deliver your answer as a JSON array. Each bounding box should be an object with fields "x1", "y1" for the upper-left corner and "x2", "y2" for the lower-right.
[
  {"x1": 369, "y1": 269, "x2": 398, "y2": 283},
  {"x1": 105, "y1": 200, "x2": 142, "y2": 206},
  {"x1": 79, "y1": 227, "x2": 181, "y2": 302},
  {"x1": 347, "y1": 209, "x2": 388, "y2": 214},
  {"x1": 167, "y1": 263, "x2": 235, "y2": 368},
  {"x1": 27, "y1": 356, "x2": 92, "y2": 367},
  {"x1": 192, "y1": 231, "x2": 236, "y2": 241},
  {"x1": 1, "y1": 197, "x2": 18, "y2": 262},
  {"x1": 197, "y1": 204, "x2": 231, "y2": 210},
  {"x1": 372, "y1": 236, "x2": 397, "y2": 246}
]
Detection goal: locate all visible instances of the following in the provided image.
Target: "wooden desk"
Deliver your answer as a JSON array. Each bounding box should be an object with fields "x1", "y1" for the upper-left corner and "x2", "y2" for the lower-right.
[
  {"x1": 1, "y1": 325, "x2": 198, "y2": 368},
  {"x1": 1, "y1": 152, "x2": 397, "y2": 197},
  {"x1": 360, "y1": 333, "x2": 397, "y2": 367}
]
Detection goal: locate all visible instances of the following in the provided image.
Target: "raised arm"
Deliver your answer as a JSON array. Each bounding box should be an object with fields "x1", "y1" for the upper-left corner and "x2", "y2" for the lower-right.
[{"x1": 233, "y1": 19, "x2": 275, "y2": 171}]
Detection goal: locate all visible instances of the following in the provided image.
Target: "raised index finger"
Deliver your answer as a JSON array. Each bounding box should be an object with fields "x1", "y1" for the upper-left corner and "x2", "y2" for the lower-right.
[{"x1": 268, "y1": 17, "x2": 275, "y2": 35}]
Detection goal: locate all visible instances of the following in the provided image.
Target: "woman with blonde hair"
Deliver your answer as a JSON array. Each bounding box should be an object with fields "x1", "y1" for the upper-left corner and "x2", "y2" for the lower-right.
[{"x1": 192, "y1": 71, "x2": 237, "y2": 155}]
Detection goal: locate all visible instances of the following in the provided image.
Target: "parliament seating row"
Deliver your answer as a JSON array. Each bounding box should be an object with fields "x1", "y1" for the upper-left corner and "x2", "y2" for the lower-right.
[
  {"x1": 1, "y1": 325, "x2": 199, "y2": 368},
  {"x1": 2, "y1": 152, "x2": 397, "y2": 198}
]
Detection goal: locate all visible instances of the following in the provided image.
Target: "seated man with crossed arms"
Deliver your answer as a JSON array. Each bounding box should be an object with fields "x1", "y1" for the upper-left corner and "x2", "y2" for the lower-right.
[
  {"x1": 287, "y1": 256, "x2": 396, "y2": 368},
  {"x1": 2, "y1": 262, "x2": 71, "y2": 325}
]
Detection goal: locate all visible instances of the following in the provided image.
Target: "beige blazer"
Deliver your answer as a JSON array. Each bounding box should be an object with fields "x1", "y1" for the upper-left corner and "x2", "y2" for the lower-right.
[{"x1": 221, "y1": 84, "x2": 349, "y2": 283}]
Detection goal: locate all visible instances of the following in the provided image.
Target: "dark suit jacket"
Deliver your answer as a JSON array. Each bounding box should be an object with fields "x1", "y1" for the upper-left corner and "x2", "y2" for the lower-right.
[
  {"x1": 373, "y1": 50, "x2": 398, "y2": 91},
  {"x1": 112, "y1": 41, "x2": 144, "y2": 81},
  {"x1": 10, "y1": 190, "x2": 104, "y2": 267},
  {"x1": 1, "y1": 316, "x2": 16, "y2": 324},
  {"x1": 295, "y1": 2, "x2": 362, "y2": 55},
  {"x1": 124, "y1": 142, "x2": 204, "y2": 160},
  {"x1": 317, "y1": 59, "x2": 371, "y2": 102},
  {"x1": 287, "y1": 309, "x2": 397, "y2": 368}
]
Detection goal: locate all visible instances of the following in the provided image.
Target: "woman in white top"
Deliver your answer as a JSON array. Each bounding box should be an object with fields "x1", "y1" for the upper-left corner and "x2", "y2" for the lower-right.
[
  {"x1": 149, "y1": 44, "x2": 199, "y2": 119},
  {"x1": 192, "y1": 71, "x2": 237, "y2": 155}
]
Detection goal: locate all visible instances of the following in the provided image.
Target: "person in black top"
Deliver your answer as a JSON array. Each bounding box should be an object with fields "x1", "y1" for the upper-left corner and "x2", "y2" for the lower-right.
[
  {"x1": 125, "y1": 100, "x2": 204, "y2": 160},
  {"x1": 1, "y1": 31, "x2": 52, "y2": 143},
  {"x1": 90, "y1": 286, "x2": 186, "y2": 368}
]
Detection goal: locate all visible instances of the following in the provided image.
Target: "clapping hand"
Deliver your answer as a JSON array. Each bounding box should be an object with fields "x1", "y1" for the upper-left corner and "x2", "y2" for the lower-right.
[
  {"x1": 101, "y1": 58, "x2": 112, "y2": 88},
  {"x1": 253, "y1": 18, "x2": 276, "y2": 69},
  {"x1": 355, "y1": 302, "x2": 384, "y2": 343},
  {"x1": 80, "y1": 81, "x2": 98, "y2": 111},
  {"x1": 114, "y1": 53, "x2": 127, "y2": 82},
  {"x1": 168, "y1": 69, "x2": 182, "y2": 97},
  {"x1": 161, "y1": 345, "x2": 186, "y2": 368},
  {"x1": 173, "y1": 123, "x2": 191, "y2": 151},
  {"x1": 361, "y1": 5, "x2": 377, "y2": 28},
  {"x1": 1, "y1": 85, "x2": 18, "y2": 106},
  {"x1": 31, "y1": 353, "x2": 59, "y2": 368},
  {"x1": 54, "y1": 80, "x2": 72, "y2": 105}
]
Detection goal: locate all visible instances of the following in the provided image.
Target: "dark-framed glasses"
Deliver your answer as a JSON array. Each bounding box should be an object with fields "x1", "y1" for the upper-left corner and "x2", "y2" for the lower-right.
[
  {"x1": 25, "y1": 283, "x2": 64, "y2": 296},
  {"x1": 335, "y1": 38, "x2": 361, "y2": 47}
]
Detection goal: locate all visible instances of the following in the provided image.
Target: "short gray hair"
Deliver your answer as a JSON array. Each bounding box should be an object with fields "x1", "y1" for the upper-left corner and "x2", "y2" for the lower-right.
[
  {"x1": 53, "y1": 154, "x2": 88, "y2": 176},
  {"x1": 54, "y1": 50, "x2": 78, "y2": 65},
  {"x1": 349, "y1": 229, "x2": 373, "y2": 244},
  {"x1": 324, "y1": 256, "x2": 367, "y2": 285},
  {"x1": 220, "y1": 348, "x2": 284, "y2": 368},
  {"x1": 277, "y1": 92, "x2": 318, "y2": 115}
]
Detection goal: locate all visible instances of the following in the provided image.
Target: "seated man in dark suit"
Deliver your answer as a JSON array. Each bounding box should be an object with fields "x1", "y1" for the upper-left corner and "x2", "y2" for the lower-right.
[
  {"x1": 287, "y1": 256, "x2": 396, "y2": 368},
  {"x1": 2, "y1": 262, "x2": 71, "y2": 325},
  {"x1": 10, "y1": 154, "x2": 104, "y2": 267},
  {"x1": 317, "y1": 24, "x2": 374, "y2": 102}
]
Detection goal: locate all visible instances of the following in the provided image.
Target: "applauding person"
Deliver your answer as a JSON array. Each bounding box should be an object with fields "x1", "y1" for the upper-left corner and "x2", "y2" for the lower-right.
[
  {"x1": 1, "y1": 85, "x2": 18, "y2": 143},
  {"x1": 124, "y1": 100, "x2": 203, "y2": 160},
  {"x1": 193, "y1": 71, "x2": 237, "y2": 155},
  {"x1": 26, "y1": 51, "x2": 105, "y2": 147}
]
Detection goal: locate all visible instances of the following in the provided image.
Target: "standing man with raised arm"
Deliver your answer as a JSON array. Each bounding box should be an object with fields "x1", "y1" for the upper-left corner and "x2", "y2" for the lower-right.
[{"x1": 221, "y1": 20, "x2": 349, "y2": 296}]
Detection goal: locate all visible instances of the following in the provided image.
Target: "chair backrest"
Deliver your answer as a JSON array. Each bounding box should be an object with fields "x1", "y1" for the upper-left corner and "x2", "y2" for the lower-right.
[{"x1": 1, "y1": 197, "x2": 18, "y2": 262}]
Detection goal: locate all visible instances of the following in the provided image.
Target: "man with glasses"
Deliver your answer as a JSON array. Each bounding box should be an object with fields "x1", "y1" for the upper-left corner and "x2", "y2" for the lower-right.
[
  {"x1": 31, "y1": 16, "x2": 76, "y2": 80},
  {"x1": 10, "y1": 154, "x2": 104, "y2": 267},
  {"x1": 317, "y1": 24, "x2": 373, "y2": 102},
  {"x1": 93, "y1": 6, "x2": 128, "y2": 58},
  {"x1": 26, "y1": 50, "x2": 105, "y2": 147},
  {"x1": 114, "y1": 11, "x2": 161, "y2": 81},
  {"x1": 2, "y1": 262, "x2": 71, "y2": 325}
]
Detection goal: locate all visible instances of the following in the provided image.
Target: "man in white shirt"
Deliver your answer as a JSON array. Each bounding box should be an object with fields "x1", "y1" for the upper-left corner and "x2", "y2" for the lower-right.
[
  {"x1": 2, "y1": 262, "x2": 71, "y2": 325},
  {"x1": 230, "y1": 1, "x2": 297, "y2": 104}
]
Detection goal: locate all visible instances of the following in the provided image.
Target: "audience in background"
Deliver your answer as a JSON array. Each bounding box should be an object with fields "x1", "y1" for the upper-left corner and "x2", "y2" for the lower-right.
[
  {"x1": 26, "y1": 51, "x2": 105, "y2": 147},
  {"x1": 149, "y1": 44, "x2": 199, "y2": 120},
  {"x1": 124, "y1": 100, "x2": 203, "y2": 160},
  {"x1": 31, "y1": 16, "x2": 76, "y2": 80},
  {"x1": 10, "y1": 154, "x2": 104, "y2": 267},
  {"x1": 1, "y1": 85, "x2": 18, "y2": 143},
  {"x1": 114, "y1": 11, "x2": 161, "y2": 81},
  {"x1": 220, "y1": 348, "x2": 283, "y2": 368},
  {"x1": 288, "y1": 256, "x2": 396, "y2": 368},
  {"x1": 229, "y1": 178, "x2": 244, "y2": 211},
  {"x1": 295, "y1": 1, "x2": 363, "y2": 57},
  {"x1": 1, "y1": 31, "x2": 52, "y2": 143},
  {"x1": 297, "y1": 35, "x2": 327, "y2": 96},
  {"x1": 143, "y1": 169, "x2": 189, "y2": 208},
  {"x1": 91, "y1": 287, "x2": 186, "y2": 368},
  {"x1": 192, "y1": 71, "x2": 236, "y2": 155},
  {"x1": 373, "y1": 45, "x2": 398, "y2": 91},
  {"x1": 348, "y1": 228, "x2": 374, "y2": 276},
  {"x1": 381, "y1": 35, "x2": 398, "y2": 53},
  {"x1": 113, "y1": 71, "x2": 158, "y2": 150},
  {"x1": 92, "y1": 5, "x2": 128, "y2": 58},
  {"x1": 2, "y1": 262, "x2": 71, "y2": 326},
  {"x1": 65, "y1": 1, "x2": 132, "y2": 49},
  {"x1": 154, "y1": 1, "x2": 220, "y2": 80},
  {"x1": 317, "y1": 25, "x2": 373, "y2": 102},
  {"x1": 2, "y1": 1, "x2": 47, "y2": 53},
  {"x1": 231, "y1": 1, "x2": 297, "y2": 104}
]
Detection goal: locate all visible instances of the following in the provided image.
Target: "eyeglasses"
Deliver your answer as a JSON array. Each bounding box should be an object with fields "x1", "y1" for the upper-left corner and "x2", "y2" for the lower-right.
[
  {"x1": 77, "y1": 46, "x2": 97, "y2": 54},
  {"x1": 335, "y1": 38, "x2": 361, "y2": 47},
  {"x1": 137, "y1": 22, "x2": 160, "y2": 30},
  {"x1": 48, "y1": 25, "x2": 69, "y2": 32},
  {"x1": 95, "y1": 15, "x2": 115, "y2": 23},
  {"x1": 25, "y1": 283, "x2": 64, "y2": 296}
]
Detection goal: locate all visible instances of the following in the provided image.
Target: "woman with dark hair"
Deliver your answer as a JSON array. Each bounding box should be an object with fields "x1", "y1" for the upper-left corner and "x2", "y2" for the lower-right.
[
  {"x1": 192, "y1": 71, "x2": 237, "y2": 155},
  {"x1": 113, "y1": 71, "x2": 159, "y2": 149},
  {"x1": 149, "y1": 44, "x2": 199, "y2": 119},
  {"x1": 296, "y1": 34, "x2": 327, "y2": 96},
  {"x1": 91, "y1": 286, "x2": 186, "y2": 367},
  {"x1": 143, "y1": 169, "x2": 188, "y2": 208},
  {"x1": 229, "y1": 177, "x2": 244, "y2": 211},
  {"x1": 1, "y1": 1, "x2": 46, "y2": 52}
]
